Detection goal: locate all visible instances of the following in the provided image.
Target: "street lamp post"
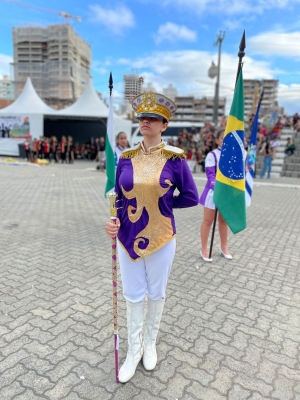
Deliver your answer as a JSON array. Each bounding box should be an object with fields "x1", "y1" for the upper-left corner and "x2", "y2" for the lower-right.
[{"x1": 212, "y1": 31, "x2": 225, "y2": 127}]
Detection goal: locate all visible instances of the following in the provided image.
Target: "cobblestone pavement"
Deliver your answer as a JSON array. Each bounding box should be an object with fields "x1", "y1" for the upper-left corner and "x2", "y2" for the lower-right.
[{"x1": 1, "y1": 161, "x2": 300, "y2": 400}]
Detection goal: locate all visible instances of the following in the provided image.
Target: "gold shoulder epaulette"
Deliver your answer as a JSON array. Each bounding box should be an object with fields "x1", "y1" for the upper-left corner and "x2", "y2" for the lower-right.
[
  {"x1": 120, "y1": 143, "x2": 141, "y2": 159},
  {"x1": 161, "y1": 145, "x2": 186, "y2": 160}
]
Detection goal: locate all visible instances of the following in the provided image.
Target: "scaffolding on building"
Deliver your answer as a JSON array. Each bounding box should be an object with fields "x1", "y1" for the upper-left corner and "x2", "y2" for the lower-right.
[
  {"x1": 11, "y1": 60, "x2": 90, "y2": 108},
  {"x1": 12, "y1": 24, "x2": 91, "y2": 109}
]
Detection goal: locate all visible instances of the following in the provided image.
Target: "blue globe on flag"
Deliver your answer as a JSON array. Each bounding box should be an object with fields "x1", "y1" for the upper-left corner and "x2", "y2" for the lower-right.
[{"x1": 219, "y1": 130, "x2": 244, "y2": 180}]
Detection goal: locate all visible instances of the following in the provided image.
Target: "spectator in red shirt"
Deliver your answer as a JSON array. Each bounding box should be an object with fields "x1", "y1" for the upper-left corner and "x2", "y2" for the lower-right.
[{"x1": 43, "y1": 138, "x2": 50, "y2": 160}]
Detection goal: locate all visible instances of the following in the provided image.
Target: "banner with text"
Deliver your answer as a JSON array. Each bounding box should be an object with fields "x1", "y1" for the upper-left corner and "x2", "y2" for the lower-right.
[{"x1": 0, "y1": 116, "x2": 30, "y2": 139}]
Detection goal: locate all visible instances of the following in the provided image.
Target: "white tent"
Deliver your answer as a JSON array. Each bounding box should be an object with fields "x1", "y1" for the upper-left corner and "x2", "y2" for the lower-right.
[
  {"x1": 0, "y1": 77, "x2": 132, "y2": 156},
  {"x1": 57, "y1": 79, "x2": 109, "y2": 117},
  {"x1": 56, "y1": 79, "x2": 132, "y2": 138},
  {"x1": 0, "y1": 77, "x2": 56, "y2": 156}
]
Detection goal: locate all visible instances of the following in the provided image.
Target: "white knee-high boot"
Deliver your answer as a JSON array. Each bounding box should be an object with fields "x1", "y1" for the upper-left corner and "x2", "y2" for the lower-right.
[
  {"x1": 143, "y1": 298, "x2": 165, "y2": 371},
  {"x1": 119, "y1": 300, "x2": 144, "y2": 383}
]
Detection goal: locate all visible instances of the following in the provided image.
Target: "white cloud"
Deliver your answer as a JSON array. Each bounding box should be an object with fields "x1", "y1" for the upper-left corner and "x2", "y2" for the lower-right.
[
  {"x1": 249, "y1": 31, "x2": 300, "y2": 57},
  {"x1": 278, "y1": 83, "x2": 300, "y2": 115},
  {"x1": 89, "y1": 5, "x2": 135, "y2": 35},
  {"x1": 101, "y1": 85, "x2": 124, "y2": 105},
  {"x1": 154, "y1": 22, "x2": 197, "y2": 44},
  {"x1": 117, "y1": 58, "x2": 131, "y2": 65},
  {"x1": 116, "y1": 50, "x2": 278, "y2": 112},
  {"x1": 223, "y1": 20, "x2": 242, "y2": 31},
  {"x1": 95, "y1": 67, "x2": 108, "y2": 75},
  {"x1": 0, "y1": 54, "x2": 13, "y2": 79},
  {"x1": 161, "y1": 0, "x2": 300, "y2": 15},
  {"x1": 92, "y1": 61, "x2": 109, "y2": 75}
]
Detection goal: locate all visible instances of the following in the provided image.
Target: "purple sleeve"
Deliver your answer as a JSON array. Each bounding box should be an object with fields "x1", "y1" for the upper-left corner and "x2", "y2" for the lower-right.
[
  {"x1": 205, "y1": 152, "x2": 217, "y2": 190},
  {"x1": 172, "y1": 159, "x2": 199, "y2": 208},
  {"x1": 206, "y1": 166, "x2": 216, "y2": 190},
  {"x1": 115, "y1": 160, "x2": 123, "y2": 220}
]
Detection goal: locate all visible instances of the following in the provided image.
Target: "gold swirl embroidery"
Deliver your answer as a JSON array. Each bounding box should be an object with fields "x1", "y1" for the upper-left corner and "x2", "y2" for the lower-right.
[{"x1": 121, "y1": 151, "x2": 174, "y2": 258}]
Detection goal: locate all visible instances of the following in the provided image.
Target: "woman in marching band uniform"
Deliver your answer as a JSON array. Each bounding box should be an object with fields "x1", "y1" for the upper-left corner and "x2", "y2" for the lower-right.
[
  {"x1": 105, "y1": 92, "x2": 198, "y2": 383},
  {"x1": 114, "y1": 131, "x2": 128, "y2": 166}
]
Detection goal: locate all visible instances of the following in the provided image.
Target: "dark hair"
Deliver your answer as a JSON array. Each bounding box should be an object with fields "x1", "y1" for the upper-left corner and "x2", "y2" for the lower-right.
[
  {"x1": 162, "y1": 118, "x2": 168, "y2": 124},
  {"x1": 213, "y1": 129, "x2": 224, "y2": 149},
  {"x1": 116, "y1": 131, "x2": 126, "y2": 140},
  {"x1": 214, "y1": 129, "x2": 224, "y2": 140}
]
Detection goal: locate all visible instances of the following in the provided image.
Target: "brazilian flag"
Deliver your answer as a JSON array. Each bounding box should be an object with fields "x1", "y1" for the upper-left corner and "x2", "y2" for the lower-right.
[{"x1": 213, "y1": 69, "x2": 246, "y2": 234}]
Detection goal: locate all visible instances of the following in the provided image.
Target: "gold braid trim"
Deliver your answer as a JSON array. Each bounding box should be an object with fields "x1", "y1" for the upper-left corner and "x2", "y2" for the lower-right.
[
  {"x1": 120, "y1": 144, "x2": 186, "y2": 160},
  {"x1": 120, "y1": 144, "x2": 141, "y2": 159},
  {"x1": 161, "y1": 147, "x2": 186, "y2": 161}
]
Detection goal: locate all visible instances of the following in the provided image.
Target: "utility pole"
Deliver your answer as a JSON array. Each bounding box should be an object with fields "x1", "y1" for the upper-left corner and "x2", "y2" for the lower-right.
[{"x1": 213, "y1": 31, "x2": 225, "y2": 127}]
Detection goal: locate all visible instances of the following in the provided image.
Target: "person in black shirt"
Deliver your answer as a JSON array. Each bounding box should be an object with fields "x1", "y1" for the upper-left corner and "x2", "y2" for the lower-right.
[{"x1": 260, "y1": 137, "x2": 274, "y2": 178}]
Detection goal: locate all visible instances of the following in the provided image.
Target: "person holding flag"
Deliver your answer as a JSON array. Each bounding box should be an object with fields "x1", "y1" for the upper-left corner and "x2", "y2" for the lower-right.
[
  {"x1": 213, "y1": 58, "x2": 247, "y2": 236},
  {"x1": 200, "y1": 31, "x2": 247, "y2": 263},
  {"x1": 199, "y1": 129, "x2": 232, "y2": 262},
  {"x1": 105, "y1": 91, "x2": 198, "y2": 383}
]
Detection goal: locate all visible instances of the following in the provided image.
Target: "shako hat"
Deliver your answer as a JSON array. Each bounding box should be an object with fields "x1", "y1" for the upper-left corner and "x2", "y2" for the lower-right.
[{"x1": 132, "y1": 92, "x2": 177, "y2": 122}]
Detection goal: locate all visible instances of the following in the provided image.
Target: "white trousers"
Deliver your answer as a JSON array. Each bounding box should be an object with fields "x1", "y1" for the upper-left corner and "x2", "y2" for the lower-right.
[{"x1": 117, "y1": 238, "x2": 176, "y2": 303}]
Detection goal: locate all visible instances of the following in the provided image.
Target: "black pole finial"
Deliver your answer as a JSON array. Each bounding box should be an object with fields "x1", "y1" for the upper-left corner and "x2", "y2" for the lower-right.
[
  {"x1": 235, "y1": 30, "x2": 246, "y2": 86},
  {"x1": 238, "y1": 30, "x2": 246, "y2": 59},
  {"x1": 109, "y1": 72, "x2": 113, "y2": 96}
]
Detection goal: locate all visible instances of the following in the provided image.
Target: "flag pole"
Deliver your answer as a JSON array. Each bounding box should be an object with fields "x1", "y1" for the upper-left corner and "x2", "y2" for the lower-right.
[
  {"x1": 208, "y1": 31, "x2": 246, "y2": 259},
  {"x1": 108, "y1": 192, "x2": 119, "y2": 382},
  {"x1": 235, "y1": 30, "x2": 246, "y2": 87},
  {"x1": 107, "y1": 73, "x2": 119, "y2": 382},
  {"x1": 109, "y1": 71, "x2": 113, "y2": 97},
  {"x1": 246, "y1": 88, "x2": 264, "y2": 205},
  {"x1": 253, "y1": 89, "x2": 264, "y2": 179}
]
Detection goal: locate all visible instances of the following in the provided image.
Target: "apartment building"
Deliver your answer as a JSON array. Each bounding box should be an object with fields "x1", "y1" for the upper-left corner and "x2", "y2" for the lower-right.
[
  {"x1": 244, "y1": 79, "x2": 278, "y2": 118},
  {"x1": 123, "y1": 74, "x2": 144, "y2": 103},
  {"x1": 163, "y1": 84, "x2": 178, "y2": 102},
  {"x1": 12, "y1": 24, "x2": 91, "y2": 108},
  {"x1": 172, "y1": 95, "x2": 226, "y2": 124},
  {"x1": 0, "y1": 75, "x2": 14, "y2": 100}
]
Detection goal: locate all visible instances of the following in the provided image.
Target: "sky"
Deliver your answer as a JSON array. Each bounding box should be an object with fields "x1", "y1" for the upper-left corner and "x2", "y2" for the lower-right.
[{"x1": 0, "y1": 0, "x2": 300, "y2": 115}]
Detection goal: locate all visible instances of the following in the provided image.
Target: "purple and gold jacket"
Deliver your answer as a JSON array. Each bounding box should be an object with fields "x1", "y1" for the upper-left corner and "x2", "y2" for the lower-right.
[{"x1": 115, "y1": 141, "x2": 198, "y2": 261}]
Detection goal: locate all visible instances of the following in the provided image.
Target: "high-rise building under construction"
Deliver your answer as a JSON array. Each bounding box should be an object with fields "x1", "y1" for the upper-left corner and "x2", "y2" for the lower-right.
[
  {"x1": 12, "y1": 24, "x2": 91, "y2": 108},
  {"x1": 123, "y1": 74, "x2": 144, "y2": 102}
]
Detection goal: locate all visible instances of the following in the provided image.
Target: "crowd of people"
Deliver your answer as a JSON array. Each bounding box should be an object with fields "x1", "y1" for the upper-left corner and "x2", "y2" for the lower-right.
[
  {"x1": 165, "y1": 122, "x2": 221, "y2": 173},
  {"x1": 23, "y1": 136, "x2": 109, "y2": 164},
  {"x1": 24, "y1": 136, "x2": 75, "y2": 163},
  {"x1": 23, "y1": 111, "x2": 298, "y2": 173},
  {"x1": 161, "y1": 112, "x2": 299, "y2": 177}
]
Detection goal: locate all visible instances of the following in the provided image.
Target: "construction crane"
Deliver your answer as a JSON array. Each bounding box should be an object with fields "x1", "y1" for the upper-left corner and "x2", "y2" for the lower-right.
[{"x1": 2, "y1": 0, "x2": 82, "y2": 23}]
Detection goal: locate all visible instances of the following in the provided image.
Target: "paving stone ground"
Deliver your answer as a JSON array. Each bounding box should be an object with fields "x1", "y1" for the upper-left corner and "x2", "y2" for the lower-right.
[{"x1": 1, "y1": 160, "x2": 300, "y2": 400}]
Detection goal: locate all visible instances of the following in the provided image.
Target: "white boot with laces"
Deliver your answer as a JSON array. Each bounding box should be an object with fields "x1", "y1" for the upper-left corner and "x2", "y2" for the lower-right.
[
  {"x1": 119, "y1": 300, "x2": 144, "y2": 383},
  {"x1": 143, "y1": 298, "x2": 165, "y2": 371}
]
